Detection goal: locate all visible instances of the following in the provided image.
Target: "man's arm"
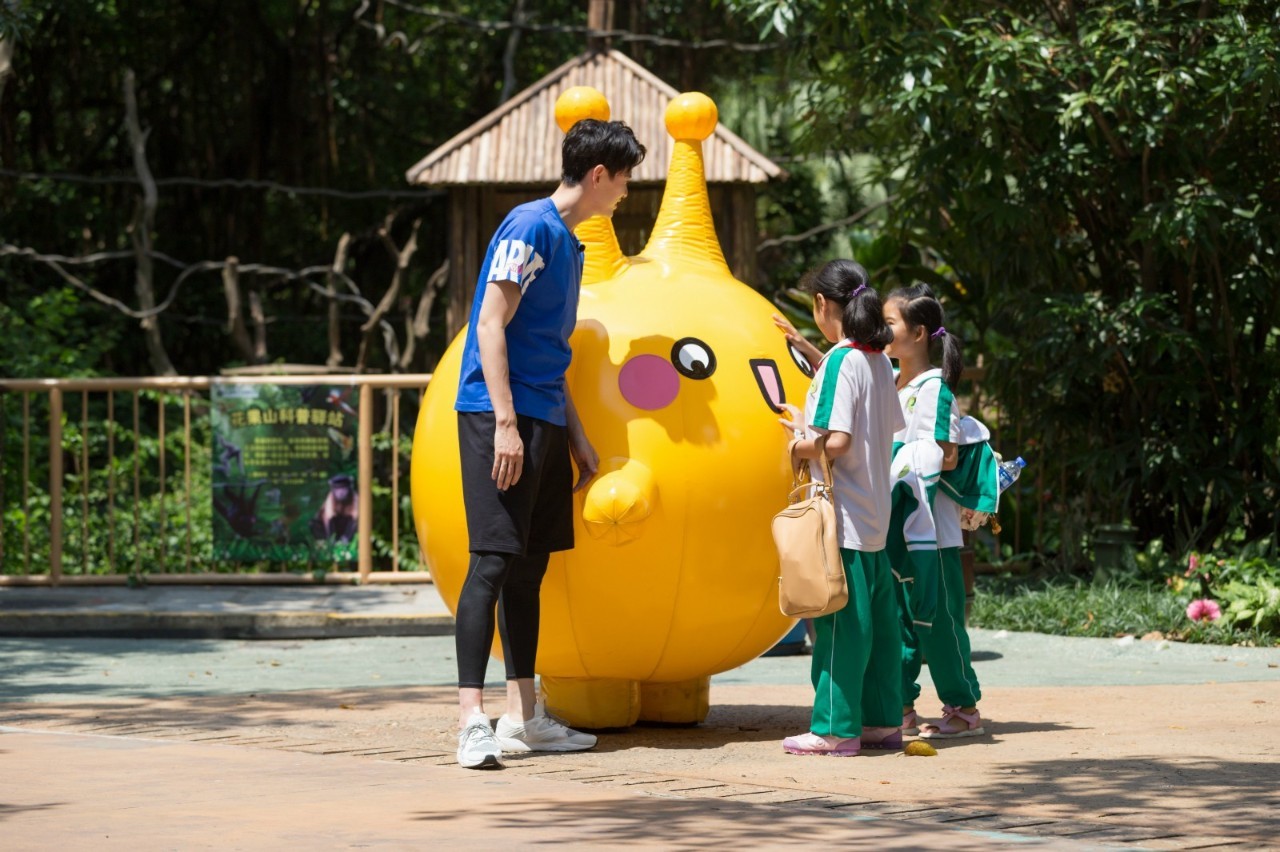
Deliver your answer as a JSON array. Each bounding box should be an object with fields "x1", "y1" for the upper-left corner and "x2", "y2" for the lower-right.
[
  {"x1": 563, "y1": 385, "x2": 599, "y2": 493},
  {"x1": 476, "y1": 278, "x2": 523, "y2": 491}
]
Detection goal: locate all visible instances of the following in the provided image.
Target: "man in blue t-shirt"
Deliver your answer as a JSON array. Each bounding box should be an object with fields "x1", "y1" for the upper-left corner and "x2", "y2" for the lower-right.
[{"x1": 453, "y1": 119, "x2": 645, "y2": 769}]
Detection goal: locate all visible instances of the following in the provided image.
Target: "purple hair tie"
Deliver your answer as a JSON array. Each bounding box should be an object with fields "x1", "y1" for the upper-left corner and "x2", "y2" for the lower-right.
[
  {"x1": 851, "y1": 283, "x2": 868, "y2": 298},
  {"x1": 931, "y1": 326, "x2": 947, "y2": 340}
]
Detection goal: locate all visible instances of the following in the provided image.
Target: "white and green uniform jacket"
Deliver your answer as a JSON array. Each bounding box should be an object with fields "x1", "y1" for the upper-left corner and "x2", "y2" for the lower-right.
[
  {"x1": 888, "y1": 369, "x2": 957, "y2": 632},
  {"x1": 939, "y1": 416, "x2": 1000, "y2": 518}
]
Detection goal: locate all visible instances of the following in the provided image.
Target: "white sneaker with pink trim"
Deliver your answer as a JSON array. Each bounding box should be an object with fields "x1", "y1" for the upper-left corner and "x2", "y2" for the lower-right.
[{"x1": 496, "y1": 702, "x2": 596, "y2": 753}]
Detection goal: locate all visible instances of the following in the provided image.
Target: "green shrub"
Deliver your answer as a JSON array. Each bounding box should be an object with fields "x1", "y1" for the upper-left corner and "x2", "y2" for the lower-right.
[{"x1": 972, "y1": 574, "x2": 1278, "y2": 647}]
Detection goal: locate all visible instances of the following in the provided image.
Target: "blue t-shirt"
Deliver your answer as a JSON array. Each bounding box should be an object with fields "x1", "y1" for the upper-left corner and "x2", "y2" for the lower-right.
[{"x1": 455, "y1": 198, "x2": 583, "y2": 426}]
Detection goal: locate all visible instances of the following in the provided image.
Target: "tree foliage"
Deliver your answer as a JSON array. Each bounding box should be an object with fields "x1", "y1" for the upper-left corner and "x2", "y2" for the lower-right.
[
  {"x1": 0, "y1": 0, "x2": 794, "y2": 376},
  {"x1": 737, "y1": 0, "x2": 1280, "y2": 553}
]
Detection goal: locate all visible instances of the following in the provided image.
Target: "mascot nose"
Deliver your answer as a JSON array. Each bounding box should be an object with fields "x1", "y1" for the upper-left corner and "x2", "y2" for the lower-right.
[{"x1": 582, "y1": 459, "x2": 656, "y2": 547}]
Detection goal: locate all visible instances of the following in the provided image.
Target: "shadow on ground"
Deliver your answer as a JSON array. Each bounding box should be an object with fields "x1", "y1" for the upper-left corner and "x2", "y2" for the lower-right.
[
  {"x1": 409, "y1": 797, "x2": 1000, "y2": 850},
  {"x1": 0, "y1": 802, "x2": 68, "y2": 822},
  {"x1": 0, "y1": 687, "x2": 460, "y2": 733},
  {"x1": 970, "y1": 756, "x2": 1280, "y2": 839}
]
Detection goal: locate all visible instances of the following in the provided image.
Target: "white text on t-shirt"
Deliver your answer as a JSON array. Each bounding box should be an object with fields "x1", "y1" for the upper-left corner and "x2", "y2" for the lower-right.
[{"x1": 487, "y1": 239, "x2": 547, "y2": 293}]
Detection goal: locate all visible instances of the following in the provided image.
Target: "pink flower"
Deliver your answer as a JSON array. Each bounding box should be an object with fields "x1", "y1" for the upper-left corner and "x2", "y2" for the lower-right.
[
  {"x1": 1185, "y1": 553, "x2": 1201, "y2": 577},
  {"x1": 1185, "y1": 598, "x2": 1222, "y2": 622}
]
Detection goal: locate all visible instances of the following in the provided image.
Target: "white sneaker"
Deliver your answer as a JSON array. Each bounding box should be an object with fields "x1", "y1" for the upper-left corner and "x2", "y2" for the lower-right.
[
  {"x1": 496, "y1": 702, "x2": 597, "y2": 753},
  {"x1": 457, "y1": 711, "x2": 504, "y2": 769}
]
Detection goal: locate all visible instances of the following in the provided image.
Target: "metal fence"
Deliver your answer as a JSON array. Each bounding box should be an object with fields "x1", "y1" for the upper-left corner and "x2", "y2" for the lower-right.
[
  {"x1": 0, "y1": 374, "x2": 432, "y2": 586},
  {"x1": 1, "y1": 366, "x2": 1029, "y2": 587}
]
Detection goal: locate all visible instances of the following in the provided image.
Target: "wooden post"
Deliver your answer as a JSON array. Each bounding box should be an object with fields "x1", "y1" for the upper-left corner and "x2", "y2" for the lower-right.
[
  {"x1": 184, "y1": 390, "x2": 192, "y2": 571},
  {"x1": 357, "y1": 383, "x2": 374, "y2": 580},
  {"x1": 158, "y1": 393, "x2": 166, "y2": 572},
  {"x1": 48, "y1": 387, "x2": 63, "y2": 584},
  {"x1": 587, "y1": 0, "x2": 615, "y2": 51},
  {"x1": 107, "y1": 390, "x2": 116, "y2": 571},
  {"x1": 391, "y1": 389, "x2": 400, "y2": 572},
  {"x1": 446, "y1": 189, "x2": 472, "y2": 338},
  {"x1": 81, "y1": 390, "x2": 89, "y2": 575},
  {"x1": 23, "y1": 392, "x2": 31, "y2": 573}
]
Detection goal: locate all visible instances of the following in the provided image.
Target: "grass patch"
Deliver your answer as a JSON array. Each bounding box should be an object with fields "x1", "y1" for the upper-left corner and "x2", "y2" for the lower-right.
[{"x1": 971, "y1": 575, "x2": 1278, "y2": 647}]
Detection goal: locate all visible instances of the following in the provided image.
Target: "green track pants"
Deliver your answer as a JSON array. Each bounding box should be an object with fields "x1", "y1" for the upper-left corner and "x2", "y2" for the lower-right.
[
  {"x1": 809, "y1": 548, "x2": 902, "y2": 739},
  {"x1": 899, "y1": 547, "x2": 982, "y2": 708}
]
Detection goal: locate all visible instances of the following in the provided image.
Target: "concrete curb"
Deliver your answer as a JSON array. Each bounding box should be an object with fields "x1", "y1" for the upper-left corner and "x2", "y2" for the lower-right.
[{"x1": 0, "y1": 611, "x2": 456, "y2": 640}]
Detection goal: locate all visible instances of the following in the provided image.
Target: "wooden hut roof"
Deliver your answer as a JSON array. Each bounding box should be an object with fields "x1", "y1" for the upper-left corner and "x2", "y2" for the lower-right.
[{"x1": 405, "y1": 49, "x2": 782, "y2": 186}]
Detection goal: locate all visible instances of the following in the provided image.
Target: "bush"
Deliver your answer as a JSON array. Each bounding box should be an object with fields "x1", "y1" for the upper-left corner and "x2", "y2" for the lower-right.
[
  {"x1": 973, "y1": 536, "x2": 1280, "y2": 647},
  {"x1": 1178, "y1": 538, "x2": 1280, "y2": 636}
]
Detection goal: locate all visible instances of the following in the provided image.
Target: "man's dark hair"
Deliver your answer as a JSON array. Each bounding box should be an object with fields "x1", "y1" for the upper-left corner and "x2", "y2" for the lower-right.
[{"x1": 561, "y1": 119, "x2": 646, "y2": 185}]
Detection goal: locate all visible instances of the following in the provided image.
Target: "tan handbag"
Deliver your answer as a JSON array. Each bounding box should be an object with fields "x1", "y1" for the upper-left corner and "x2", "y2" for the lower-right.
[{"x1": 772, "y1": 439, "x2": 848, "y2": 619}]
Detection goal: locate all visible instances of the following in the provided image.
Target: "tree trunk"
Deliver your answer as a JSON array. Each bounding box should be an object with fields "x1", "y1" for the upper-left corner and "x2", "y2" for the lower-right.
[
  {"x1": 326, "y1": 233, "x2": 351, "y2": 368},
  {"x1": 356, "y1": 217, "x2": 421, "y2": 372},
  {"x1": 222, "y1": 258, "x2": 258, "y2": 363},
  {"x1": 124, "y1": 68, "x2": 176, "y2": 376},
  {"x1": 399, "y1": 259, "x2": 449, "y2": 371},
  {"x1": 248, "y1": 289, "x2": 269, "y2": 364},
  {"x1": 0, "y1": 2, "x2": 15, "y2": 111},
  {"x1": 499, "y1": 0, "x2": 526, "y2": 103}
]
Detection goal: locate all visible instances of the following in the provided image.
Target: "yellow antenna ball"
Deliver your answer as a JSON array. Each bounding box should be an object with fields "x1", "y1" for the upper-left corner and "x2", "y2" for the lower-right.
[
  {"x1": 555, "y1": 86, "x2": 611, "y2": 132},
  {"x1": 665, "y1": 92, "x2": 717, "y2": 141}
]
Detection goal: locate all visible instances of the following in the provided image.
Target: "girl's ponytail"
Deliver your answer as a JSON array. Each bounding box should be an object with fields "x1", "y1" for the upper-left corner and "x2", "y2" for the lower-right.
[
  {"x1": 800, "y1": 259, "x2": 893, "y2": 350},
  {"x1": 842, "y1": 288, "x2": 894, "y2": 350},
  {"x1": 940, "y1": 331, "x2": 963, "y2": 390},
  {"x1": 888, "y1": 283, "x2": 965, "y2": 390}
]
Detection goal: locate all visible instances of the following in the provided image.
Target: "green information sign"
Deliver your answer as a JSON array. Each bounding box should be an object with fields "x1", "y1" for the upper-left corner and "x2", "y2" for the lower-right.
[{"x1": 211, "y1": 383, "x2": 359, "y2": 563}]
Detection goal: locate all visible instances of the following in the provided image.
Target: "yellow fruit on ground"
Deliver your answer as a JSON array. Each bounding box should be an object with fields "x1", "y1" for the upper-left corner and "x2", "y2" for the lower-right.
[{"x1": 905, "y1": 740, "x2": 938, "y2": 756}]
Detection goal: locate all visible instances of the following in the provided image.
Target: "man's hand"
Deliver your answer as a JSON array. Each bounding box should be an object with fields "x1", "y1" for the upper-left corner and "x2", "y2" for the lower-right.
[
  {"x1": 569, "y1": 431, "x2": 599, "y2": 493},
  {"x1": 492, "y1": 420, "x2": 524, "y2": 491}
]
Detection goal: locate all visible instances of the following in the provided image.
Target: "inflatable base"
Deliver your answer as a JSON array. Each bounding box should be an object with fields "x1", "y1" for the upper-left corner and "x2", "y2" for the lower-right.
[{"x1": 541, "y1": 675, "x2": 712, "y2": 729}]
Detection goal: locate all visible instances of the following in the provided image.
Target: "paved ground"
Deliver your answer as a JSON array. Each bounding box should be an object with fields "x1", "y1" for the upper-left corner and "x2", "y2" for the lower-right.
[
  {"x1": 1, "y1": 584, "x2": 1278, "y2": 849},
  {"x1": 0, "y1": 583, "x2": 452, "y2": 638}
]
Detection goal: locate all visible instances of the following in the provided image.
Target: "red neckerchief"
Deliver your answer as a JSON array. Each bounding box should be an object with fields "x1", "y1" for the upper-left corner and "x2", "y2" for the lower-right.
[{"x1": 841, "y1": 341, "x2": 884, "y2": 354}]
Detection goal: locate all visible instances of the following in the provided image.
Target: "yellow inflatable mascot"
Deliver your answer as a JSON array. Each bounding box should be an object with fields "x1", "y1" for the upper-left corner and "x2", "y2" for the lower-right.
[{"x1": 411, "y1": 86, "x2": 816, "y2": 728}]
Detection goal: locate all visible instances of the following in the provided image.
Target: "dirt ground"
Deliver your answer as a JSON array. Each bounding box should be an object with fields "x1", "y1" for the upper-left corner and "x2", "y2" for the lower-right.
[{"x1": 5, "y1": 679, "x2": 1277, "y2": 847}]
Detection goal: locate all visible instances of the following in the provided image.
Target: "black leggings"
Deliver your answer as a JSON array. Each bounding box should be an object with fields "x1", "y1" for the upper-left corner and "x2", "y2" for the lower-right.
[{"x1": 455, "y1": 551, "x2": 549, "y2": 689}]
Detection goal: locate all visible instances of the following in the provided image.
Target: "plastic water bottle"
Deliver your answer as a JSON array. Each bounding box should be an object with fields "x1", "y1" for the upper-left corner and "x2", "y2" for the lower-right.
[{"x1": 997, "y1": 456, "x2": 1026, "y2": 493}]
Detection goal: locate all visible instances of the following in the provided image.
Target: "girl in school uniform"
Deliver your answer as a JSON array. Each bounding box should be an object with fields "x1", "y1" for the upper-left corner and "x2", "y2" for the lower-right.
[
  {"x1": 884, "y1": 283, "x2": 985, "y2": 739},
  {"x1": 776, "y1": 260, "x2": 906, "y2": 756}
]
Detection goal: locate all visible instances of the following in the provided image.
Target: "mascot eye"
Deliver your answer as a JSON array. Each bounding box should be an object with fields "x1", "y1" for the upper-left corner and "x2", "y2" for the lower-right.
[
  {"x1": 788, "y1": 342, "x2": 815, "y2": 379},
  {"x1": 670, "y1": 337, "x2": 717, "y2": 380}
]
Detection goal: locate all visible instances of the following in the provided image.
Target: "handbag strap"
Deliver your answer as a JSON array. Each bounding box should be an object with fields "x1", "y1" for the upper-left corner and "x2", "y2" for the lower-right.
[{"x1": 788, "y1": 436, "x2": 835, "y2": 500}]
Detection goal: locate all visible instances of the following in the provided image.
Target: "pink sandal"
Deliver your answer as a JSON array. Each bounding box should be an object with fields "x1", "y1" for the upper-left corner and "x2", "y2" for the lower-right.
[
  {"x1": 861, "y1": 726, "x2": 902, "y2": 750},
  {"x1": 918, "y1": 705, "x2": 985, "y2": 739}
]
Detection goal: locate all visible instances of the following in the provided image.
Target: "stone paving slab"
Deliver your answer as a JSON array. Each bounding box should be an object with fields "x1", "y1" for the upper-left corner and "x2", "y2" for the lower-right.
[
  {"x1": 2, "y1": 680, "x2": 1274, "y2": 849},
  {"x1": 0, "y1": 583, "x2": 451, "y2": 639},
  {"x1": 0, "y1": 727, "x2": 1099, "y2": 851},
  {"x1": 1, "y1": 588, "x2": 1276, "y2": 848},
  {"x1": 1, "y1": 630, "x2": 1276, "y2": 703}
]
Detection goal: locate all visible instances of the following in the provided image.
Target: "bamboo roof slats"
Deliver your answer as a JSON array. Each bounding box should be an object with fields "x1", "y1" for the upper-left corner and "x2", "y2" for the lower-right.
[{"x1": 405, "y1": 50, "x2": 781, "y2": 187}]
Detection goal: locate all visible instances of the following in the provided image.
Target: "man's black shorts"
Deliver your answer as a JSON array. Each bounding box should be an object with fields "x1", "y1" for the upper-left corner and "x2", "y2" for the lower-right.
[{"x1": 458, "y1": 410, "x2": 574, "y2": 555}]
